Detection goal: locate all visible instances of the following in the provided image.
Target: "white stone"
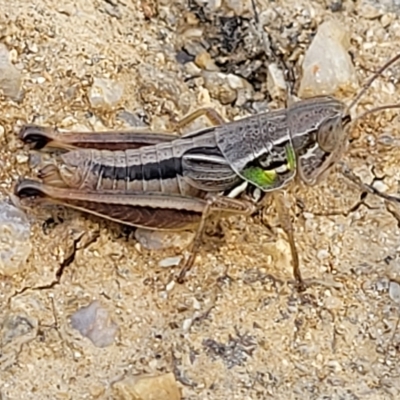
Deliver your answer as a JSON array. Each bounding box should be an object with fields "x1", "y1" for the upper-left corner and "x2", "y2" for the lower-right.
[
  {"x1": 0, "y1": 44, "x2": 23, "y2": 100},
  {"x1": 299, "y1": 20, "x2": 358, "y2": 97},
  {"x1": 0, "y1": 201, "x2": 31, "y2": 276},
  {"x1": 158, "y1": 256, "x2": 182, "y2": 268},
  {"x1": 389, "y1": 281, "x2": 400, "y2": 304},
  {"x1": 88, "y1": 77, "x2": 124, "y2": 109}
]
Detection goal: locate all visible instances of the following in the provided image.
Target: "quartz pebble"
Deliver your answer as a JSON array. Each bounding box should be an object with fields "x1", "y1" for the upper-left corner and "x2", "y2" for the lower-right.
[
  {"x1": 0, "y1": 44, "x2": 23, "y2": 100},
  {"x1": 70, "y1": 300, "x2": 119, "y2": 348},
  {"x1": 267, "y1": 63, "x2": 287, "y2": 98},
  {"x1": 158, "y1": 256, "x2": 182, "y2": 268},
  {"x1": 298, "y1": 20, "x2": 358, "y2": 97},
  {"x1": 88, "y1": 77, "x2": 124, "y2": 109},
  {"x1": 372, "y1": 180, "x2": 388, "y2": 192},
  {"x1": 389, "y1": 281, "x2": 400, "y2": 304},
  {"x1": 0, "y1": 201, "x2": 31, "y2": 276}
]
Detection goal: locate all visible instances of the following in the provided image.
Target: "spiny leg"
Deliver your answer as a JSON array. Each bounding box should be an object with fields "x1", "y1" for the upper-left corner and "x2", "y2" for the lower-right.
[
  {"x1": 14, "y1": 179, "x2": 208, "y2": 231},
  {"x1": 19, "y1": 108, "x2": 225, "y2": 151},
  {"x1": 173, "y1": 107, "x2": 226, "y2": 132},
  {"x1": 273, "y1": 191, "x2": 304, "y2": 291},
  {"x1": 176, "y1": 200, "x2": 213, "y2": 284},
  {"x1": 18, "y1": 124, "x2": 180, "y2": 151},
  {"x1": 177, "y1": 196, "x2": 256, "y2": 283}
]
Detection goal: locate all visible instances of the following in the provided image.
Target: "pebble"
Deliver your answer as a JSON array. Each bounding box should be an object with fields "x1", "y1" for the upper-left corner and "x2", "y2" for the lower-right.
[
  {"x1": 303, "y1": 212, "x2": 314, "y2": 220},
  {"x1": 16, "y1": 154, "x2": 29, "y2": 164},
  {"x1": 70, "y1": 300, "x2": 119, "y2": 348},
  {"x1": 224, "y1": 0, "x2": 251, "y2": 15},
  {"x1": 0, "y1": 201, "x2": 31, "y2": 276},
  {"x1": 2, "y1": 314, "x2": 37, "y2": 345},
  {"x1": 36, "y1": 76, "x2": 46, "y2": 84},
  {"x1": 203, "y1": 71, "x2": 237, "y2": 104},
  {"x1": 28, "y1": 42, "x2": 38, "y2": 53},
  {"x1": 267, "y1": 63, "x2": 287, "y2": 98},
  {"x1": 158, "y1": 256, "x2": 182, "y2": 268},
  {"x1": 166, "y1": 280, "x2": 175, "y2": 291},
  {"x1": 324, "y1": 295, "x2": 342, "y2": 311},
  {"x1": 88, "y1": 77, "x2": 124, "y2": 109},
  {"x1": 328, "y1": 0, "x2": 343, "y2": 12},
  {"x1": 372, "y1": 180, "x2": 388, "y2": 192},
  {"x1": 181, "y1": 27, "x2": 204, "y2": 41},
  {"x1": 298, "y1": 20, "x2": 358, "y2": 97},
  {"x1": 389, "y1": 281, "x2": 400, "y2": 304},
  {"x1": 317, "y1": 249, "x2": 330, "y2": 260},
  {"x1": 195, "y1": 51, "x2": 219, "y2": 71},
  {"x1": 381, "y1": 13, "x2": 392, "y2": 28},
  {"x1": 362, "y1": 4, "x2": 382, "y2": 20},
  {"x1": 352, "y1": 165, "x2": 374, "y2": 185},
  {"x1": 0, "y1": 44, "x2": 23, "y2": 100},
  {"x1": 184, "y1": 61, "x2": 202, "y2": 77},
  {"x1": 111, "y1": 372, "x2": 181, "y2": 400},
  {"x1": 226, "y1": 74, "x2": 245, "y2": 90},
  {"x1": 182, "y1": 318, "x2": 193, "y2": 331},
  {"x1": 201, "y1": 0, "x2": 222, "y2": 12},
  {"x1": 226, "y1": 73, "x2": 253, "y2": 107}
]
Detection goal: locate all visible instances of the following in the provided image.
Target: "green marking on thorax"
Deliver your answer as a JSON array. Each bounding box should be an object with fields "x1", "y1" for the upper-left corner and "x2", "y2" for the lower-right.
[
  {"x1": 242, "y1": 167, "x2": 277, "y2": 188},
  {"x1": 241, "y1": 144, "x2": 297, "y2": 190}
]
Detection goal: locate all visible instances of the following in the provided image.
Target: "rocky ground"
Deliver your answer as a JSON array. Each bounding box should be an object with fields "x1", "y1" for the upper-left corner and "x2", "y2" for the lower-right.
[{"x1": 2, "y1": 0, "x2": 400, "y2": 399}]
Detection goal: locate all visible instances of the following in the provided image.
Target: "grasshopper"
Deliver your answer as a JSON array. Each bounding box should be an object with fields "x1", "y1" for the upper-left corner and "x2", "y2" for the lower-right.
[{"x1": 14, "y1": 53, "x2": 400, "y2": 289}]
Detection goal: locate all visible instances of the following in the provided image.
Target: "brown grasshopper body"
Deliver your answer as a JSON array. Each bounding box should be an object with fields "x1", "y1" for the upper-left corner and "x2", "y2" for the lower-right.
[
  {"x1": 15, "y1": 53, "x2": 400, "y2": 287},
  {"x1": 19, "y1": 96, "x2": 347, "y2": 193}
]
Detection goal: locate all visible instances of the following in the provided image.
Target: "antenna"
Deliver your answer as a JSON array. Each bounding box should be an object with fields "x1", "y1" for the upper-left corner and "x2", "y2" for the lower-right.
[{"x1": 346, "y1": 53, "x2": 400, "y2": 113}]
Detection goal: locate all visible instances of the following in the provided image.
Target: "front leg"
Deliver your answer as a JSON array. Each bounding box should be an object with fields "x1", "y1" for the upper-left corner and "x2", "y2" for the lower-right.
[{"x1": 272, "y1": 191, "x2": 304, "y2": 291}]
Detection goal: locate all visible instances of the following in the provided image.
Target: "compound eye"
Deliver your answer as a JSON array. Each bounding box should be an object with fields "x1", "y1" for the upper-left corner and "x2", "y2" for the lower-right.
[{"x1": 317, "y1": 118, "x2": 341, "y2": 153}]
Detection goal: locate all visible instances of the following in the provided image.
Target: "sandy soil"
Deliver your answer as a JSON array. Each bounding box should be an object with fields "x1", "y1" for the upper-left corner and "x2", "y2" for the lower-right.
[{"x1": 2, "y1": 0, "x2": 400, "y2": 399}]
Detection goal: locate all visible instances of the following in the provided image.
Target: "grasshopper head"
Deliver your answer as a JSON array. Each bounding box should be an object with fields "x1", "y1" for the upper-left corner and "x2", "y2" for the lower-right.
[{"x1": 291, "y1": 96, "x2": 351, "y2": 186}]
